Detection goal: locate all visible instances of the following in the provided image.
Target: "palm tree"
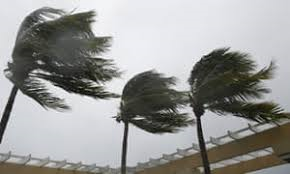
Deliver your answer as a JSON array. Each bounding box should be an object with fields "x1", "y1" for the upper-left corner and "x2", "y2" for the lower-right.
[
  {"x1": 0, "y1": 7, "x2": 120, "y2": 143},
  {"x1": 115, "y1": 70, "x2": 193, "y2": 174},
  {"x1": 188, "y1": 48, "x2": 290, "y2": 174}
]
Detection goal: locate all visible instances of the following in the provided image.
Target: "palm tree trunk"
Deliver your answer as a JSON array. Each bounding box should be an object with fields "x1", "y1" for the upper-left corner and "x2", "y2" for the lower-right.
[
  {"x1": 0, "y1": 85, "x2": 18, "y2": 144},
  {"x1": 196, "y1": 115, "x2": 211, "y2": 174},
  {"x1": 121, "y1": 121, "x2": 129, "y2": 174}
]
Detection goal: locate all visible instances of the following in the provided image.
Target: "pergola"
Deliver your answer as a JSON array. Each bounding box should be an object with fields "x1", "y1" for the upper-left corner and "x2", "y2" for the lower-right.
[{"x1": 1, "y1": 120, "x2": 290, "y2": 174}]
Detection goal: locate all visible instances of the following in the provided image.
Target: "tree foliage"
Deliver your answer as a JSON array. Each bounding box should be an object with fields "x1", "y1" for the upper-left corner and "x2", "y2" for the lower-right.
[
  {"x1": 117, "y1": 70, "x2": 193, "y2": 133},
  {"x1": 4, "y1": 7, "x2": 120, "y2": 111},
  {"x1": 189, "y1": 48, "x2": 290, "y2": 122}
]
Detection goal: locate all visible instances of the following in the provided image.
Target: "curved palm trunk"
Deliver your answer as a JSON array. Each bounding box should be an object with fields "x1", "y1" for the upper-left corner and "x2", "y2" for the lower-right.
[
  {"x1": 121, "y1": 121, "x2": 129, "y2": 174},
  {"x1": 196, "y1": 116, "x2": 211, "y2": 174},
  {"x1": 0, "y1": 85, "x2": 18, "y2": 144}
]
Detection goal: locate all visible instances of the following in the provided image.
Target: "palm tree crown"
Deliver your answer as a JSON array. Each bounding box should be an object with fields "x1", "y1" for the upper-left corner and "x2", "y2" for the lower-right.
[
  {"x1": 5, "y1": 7, "x2": 120, "y2": 110},
  {"x1": 189, "y1": 48, "x2": 289, "y2": 122},
  {"x1": 118, "y1": 70, "x2": 192, "y2": 133}
]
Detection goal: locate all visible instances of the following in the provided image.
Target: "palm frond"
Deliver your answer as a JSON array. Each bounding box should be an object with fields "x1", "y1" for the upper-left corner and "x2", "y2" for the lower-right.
[
  {"x1": 196, "y1": 62, "x2": 275, "y2": 103},
  {"x1": 208, "y1": 101, "x2": 290, "y2": 122},
  {"x1": 122, "y1": 70, "x2": 176, "y2": 100},
  {"x1": 35, "y1": 73, "x2": 119, "y2": 99},
  {"x1": 189, "y1": 48, "x2": 256, "y2": 90},
  {"x1": 130, "y1": 113, "x2": 193, "y2": 133},
  {"x1": 15, "y1": 7, "x2": 65, "y2": 42},
  {"x1": 13, "y1": 10, "x2": 110, "y2": 62},
  {"x1": 6, "y1": 74, "x2": 69, "y2": 111},
  {"x1": 121, "y1": 70, "x2": 186, "y2": 115},
  {"x1": 35, "y1": 57, "x2": 120, "y2": 83},
  {"x1": 251, "y1": 61, "x2": 276, "y2": 80}
]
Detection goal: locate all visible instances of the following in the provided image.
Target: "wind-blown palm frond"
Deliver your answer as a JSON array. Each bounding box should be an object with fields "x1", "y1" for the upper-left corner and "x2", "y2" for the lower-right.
[
  {"x1": 208, "y1": 101, "x2": 290, "y2": 122},
  {"x1": 5, "y1": 7, "x2": 120, "y2": 110},
  {"x1": 15, "y1": 7, "x2": 66, "y2": 42},
  {"x1": 189, "y1": 48, "x2": 256, "y2": 88},
  {"x1": 9, "y1": 76, "x2": 68, "y2": 110},
  {"x1": 130, "y1": 113, "x2": 192, "y2": 133},
  {"x1": 119, "y1": 70, "x2": 192, "y2": 133},
  {"x1": 196, "y1": 62, "x2": 275, "y2": 104}
]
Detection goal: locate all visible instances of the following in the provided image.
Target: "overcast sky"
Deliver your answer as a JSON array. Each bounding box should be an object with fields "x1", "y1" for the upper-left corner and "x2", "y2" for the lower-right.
[{"x1": 0, "y1": 0, "x2": 290, "y2": 173}]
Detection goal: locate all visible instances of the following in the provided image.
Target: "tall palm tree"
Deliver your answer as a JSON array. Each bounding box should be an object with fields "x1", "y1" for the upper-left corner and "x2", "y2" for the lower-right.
[
  {"x1": 115, "y1": 70, "x2": 193, "y2": 174},
  {"x1": 0, "y1": 7, "x2": 120, "y2": 143},
  {"x1": 188, "y1": 48, "x2": 290, "y2": 174}
]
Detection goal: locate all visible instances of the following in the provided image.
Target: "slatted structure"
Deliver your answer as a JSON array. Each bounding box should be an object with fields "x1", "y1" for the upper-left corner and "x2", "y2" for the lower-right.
[
  {"x1": 0, "y1": 120, "x2": 290, "y2": 174},
  {"x1": 135, "y1": 120, "x2": 290, "y2": 174}
]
